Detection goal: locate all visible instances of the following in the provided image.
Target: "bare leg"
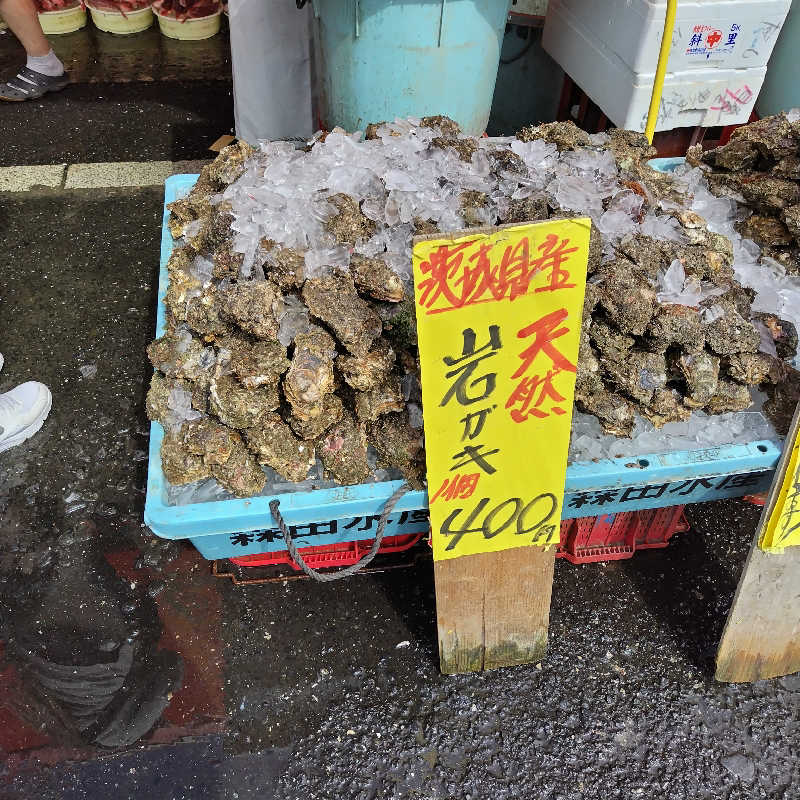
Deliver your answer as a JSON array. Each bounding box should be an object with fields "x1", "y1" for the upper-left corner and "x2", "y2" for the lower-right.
[{"x1": 0, "y1": 0, "x2": 50, "y2": 57}]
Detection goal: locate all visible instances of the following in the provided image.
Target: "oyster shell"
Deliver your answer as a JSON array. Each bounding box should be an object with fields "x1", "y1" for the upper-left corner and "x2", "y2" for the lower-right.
[
  {"x1": 354, "y1": 376, "x2": 405, "y2": 422},
  {"x1": 338, "y1": 339, "x2": 396, "y2": 392},
  {"x1": 324, "y1": 193, "x2": 376, "y2": 244},
  {"x1": 302, "y1": 271, "x2": 382, "y2": 356},
  {"x1": 677, "y1": 351, "x2": 720, "y2": 409},
  {"x1": 209, "y1": 375, "x2": 280, "y2": 428},
  {"x1": 317, "y1": 413, "x2": 371, "y2": 484},
  {"x1": 211, "y1": 439, "x2": 266, "y2": 497},
  {"x1": 217, "y1": 335, "x2": 289, "y2": 388},
  {"x1": 221, "y1": 280, "x2": 283, "y2": 341},
  {"x1": 244, "y1": 414, "x2": 315, "y2": 482},
  {"x1": 283, "y1": 329, "x2": 337, "y2": 421},
  {"x1": 161, "y1": 428, "x2": 211, "y2": 485},
  {"x1": 350, "y1": 254, "x2": 406, "y2": 303}
]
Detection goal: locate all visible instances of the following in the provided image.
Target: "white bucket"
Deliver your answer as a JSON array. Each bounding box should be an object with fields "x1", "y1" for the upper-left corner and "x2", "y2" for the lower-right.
[
  {"x1": 38, "y1": 4, "x2": 88, "y2": 34},
  {"x1": 88, "y1": 3, "x2": 153, "y2": 34},
  {"x1": 154, "y1": 7, "x2": 221, "y2": 40}
]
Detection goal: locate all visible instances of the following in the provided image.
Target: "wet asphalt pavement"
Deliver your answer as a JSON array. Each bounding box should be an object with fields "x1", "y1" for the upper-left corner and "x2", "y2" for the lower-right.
[
  {"x1": 0, "y1": 82, "x2": 234, "y2": 166},
  {"x1": 1, "y1": 31, "x2": 800, "y2": 800}
]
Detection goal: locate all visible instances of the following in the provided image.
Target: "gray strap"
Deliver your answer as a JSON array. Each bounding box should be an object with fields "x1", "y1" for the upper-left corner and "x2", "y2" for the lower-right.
[
  {"x1": 269, "y1": 483, "x2": 411, "y2": 582},
  {"x1": 18, "y1": 66, "x2": 56, "y2": 86},
  {"x1": 5, "y1": 77, "x2": 37, "y2": 96}
]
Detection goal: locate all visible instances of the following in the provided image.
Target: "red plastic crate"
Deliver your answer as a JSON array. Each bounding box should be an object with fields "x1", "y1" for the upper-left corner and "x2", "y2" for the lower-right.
[
  {"x1": 557, "y1": 505, "x2": 689, "y2": 564},
  {"x1": 229, "y1": 507, "x2": 688, "y2": 572},
  {"x1": 229, "y1": 532, "x2": 424, "y2": 570}
]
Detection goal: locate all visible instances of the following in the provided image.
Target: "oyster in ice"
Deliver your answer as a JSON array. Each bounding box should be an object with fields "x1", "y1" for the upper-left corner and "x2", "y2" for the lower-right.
[
  {"x1": 185, "y1": 285, "x2": 233, "y2": 342},
  {"x1": 182, "y1": 417, "x2": 238, "y2": 466},
  {"x1": 209, "y1": 375, "x2": 280, "y2": 428},
  {"x1": 338, "y1": 338, "x2": 396, "y2": 392},
  {"x1": 646, "y1": 305, "x2": 704, "y2": 354},
  {"x1": 576, "y1": 388, "x2": 635, "y2": 437},
  {"x1": 211, "y1": 439, "x2": 266, "y2": 497},
  {"x1": 459, "y1": 190, "x2": 491, "y2": 227},
  {"x1": 354, "y1": 376, "x2": 405, "y2": 422},
  {"x1": 420, "y1": 115, "x2": 461, "y2": 136},
  {"x1": 221, "y1": 280, "x2": 283, "y2": 341},
  {"x1": 677, "y1": 351, "x2": 720, "y2": 409},
  {"x1": 703, "y1": 303, "x2": 760, "y2": 356},
  {"x1": 283, "y1": 328, "x2": 337, "y2": 421},
  {"x1": 704, "y1": 379, "x2": 753, "y2": 414},
  {"x1": 261, "y1": 240, "x2": 307, "y2": 289},
  {"x1": 432, "y1": 136, "x2": 478, "y2": 163},
  {"x1": 217, "y1": 335, "x2": 289, "y2": 388},
  {"x1": 161, "y1": 428, "x2": 211, "y2": 485},
  {"x1": 245, "y1": 414, "x2": 315, "y2": 482},
  {"x1": 641, "y1": 388, "x2": 691, "y2": 428},
  {"x1": 325, "y1": 193, "x2": 376, "y2": 245},
  {"x1": 317, "y1": 413, "x2": 371, "y2": 485},
  {"x1": 288, "y1": 394, "x2": 344, "y2": 440},
  {"x1": 302, "y1": 271, "x2": 382, "y2": 356},
  {"x1": 368, "y1": 412, "x2": 425, "y2": 487},
  {"x1": 765, "y1": 366, "x2": 800, "y2": 435},
  {"x1": 350, "y1": 254, "x2": 405, "y2": 303},
  {"x1": 517, "y1": 120, "x2": 591, "y2": 151},
  {"x1": 603, "y1": 350, "x2": 667, "y2": 406},
  {"x1": 723, "y1": 352, "x2": 785, "y2": 386}
]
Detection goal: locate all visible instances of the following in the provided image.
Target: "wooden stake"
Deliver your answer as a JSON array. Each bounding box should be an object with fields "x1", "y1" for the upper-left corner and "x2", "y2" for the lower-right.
[
  {"x1": 716, "y1": 400, "x2": 800, "y2": 682},
  {"x1": 435, "y1": 546, "x2": 556, "y2": 674},
  {"x1": 715, "y1": 544, "x2": 800, "y2": 682}
]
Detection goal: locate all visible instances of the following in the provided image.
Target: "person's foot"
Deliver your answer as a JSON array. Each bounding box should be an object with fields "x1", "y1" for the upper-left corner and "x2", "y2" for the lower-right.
[
  {"x1": 0, "y1": 66, "x2": 69, "y2": 102},
  {"x1": 0, "y1": 353, "x2": 4, "y2": 373},
  {"x1": 0, "y1": 381, "x2": 52, "y2": 453}
]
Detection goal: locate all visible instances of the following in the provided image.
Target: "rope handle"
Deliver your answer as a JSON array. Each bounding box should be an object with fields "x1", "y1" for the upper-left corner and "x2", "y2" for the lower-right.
[{"x1": 269, "y1": 483, "x2": 411, "y2": 582}]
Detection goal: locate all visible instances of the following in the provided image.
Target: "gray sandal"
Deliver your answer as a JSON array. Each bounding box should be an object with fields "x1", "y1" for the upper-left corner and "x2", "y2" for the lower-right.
[{"x1": 0, "y1": 66, "x2": 69, "y2": 102}]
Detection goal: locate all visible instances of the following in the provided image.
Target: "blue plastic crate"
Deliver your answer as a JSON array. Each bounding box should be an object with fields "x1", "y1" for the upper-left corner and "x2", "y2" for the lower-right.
[{"x1": 144, "y1": 174, "x2": 782, "y2": 560}]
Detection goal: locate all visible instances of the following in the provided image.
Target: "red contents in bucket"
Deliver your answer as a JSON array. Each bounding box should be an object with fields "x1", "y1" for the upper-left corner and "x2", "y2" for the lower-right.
[
  {"x1": 153, "y1": 0, "x2": 220, "y2": 19},
  {"x1": 35, "y1": 0, "x2": 82, "y2": 10},
  {"x1": 85, "y1": 0, "x2": 152, "y2": 10}
]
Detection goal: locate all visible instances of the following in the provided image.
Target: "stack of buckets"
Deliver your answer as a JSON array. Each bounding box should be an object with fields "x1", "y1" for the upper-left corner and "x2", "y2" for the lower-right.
[{"x1": 35, "y1": 0, "x2": 221, "y2": 38}]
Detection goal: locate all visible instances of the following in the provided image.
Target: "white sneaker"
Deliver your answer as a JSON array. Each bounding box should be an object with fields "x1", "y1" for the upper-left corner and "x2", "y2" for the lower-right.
[
  {"x1": 0, "y1": 353, "x2": 4, "y2": 373},
  {"x1": 0, "y1": 381, "x2": 52, "y2": 454}
]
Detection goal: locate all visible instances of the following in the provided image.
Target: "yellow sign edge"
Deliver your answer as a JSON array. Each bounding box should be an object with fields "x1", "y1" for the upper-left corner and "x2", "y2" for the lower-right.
[{"x1": 758, "y1": 400, "x2": 800, "y2": 554}]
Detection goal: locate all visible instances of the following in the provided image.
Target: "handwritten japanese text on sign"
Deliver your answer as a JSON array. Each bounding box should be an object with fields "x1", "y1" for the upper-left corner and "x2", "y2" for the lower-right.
[
  {"x1": 759, "y1": 409, "x2": 800, "y2": 553},
  {"x1": 412, "y1": 219, "x2": 591, "y2": 561}
]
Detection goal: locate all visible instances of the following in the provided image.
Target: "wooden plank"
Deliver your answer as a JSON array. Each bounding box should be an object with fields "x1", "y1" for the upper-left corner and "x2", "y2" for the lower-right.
[
  {"x1": 716, "y1": 399, "x2": 800, "y2": 682},
  {"x1": 210, "y1": 135, "x2": 236, "y2": 153},
  {"x1": 436, "y1": 546, "x2": 556, "y2": 674}
]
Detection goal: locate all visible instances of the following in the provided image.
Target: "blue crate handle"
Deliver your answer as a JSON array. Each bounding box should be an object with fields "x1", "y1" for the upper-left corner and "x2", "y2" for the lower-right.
[{"x1": 269, "y1": 483, "x2": 411, "y2": 580}]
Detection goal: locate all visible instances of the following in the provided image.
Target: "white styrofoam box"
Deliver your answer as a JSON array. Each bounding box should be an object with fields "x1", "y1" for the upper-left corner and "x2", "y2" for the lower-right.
[
  {"x1": 550, "y1": 0, "x2": 791, "y2": 74},
  {"x1": 544, "y1": 1, "x2": 766, "y2": 131}
]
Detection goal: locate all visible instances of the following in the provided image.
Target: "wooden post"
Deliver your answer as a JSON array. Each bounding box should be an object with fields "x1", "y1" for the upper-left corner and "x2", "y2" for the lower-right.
[
  {"x1": 436, "y1": 546, "x2": 556, "y2": 674},
  {"x1": 715, "y1": 544, "x2": 800, "y2": 682},
  {"x1": 716, "y1": 400, "x2": 800, "y2": 682}
]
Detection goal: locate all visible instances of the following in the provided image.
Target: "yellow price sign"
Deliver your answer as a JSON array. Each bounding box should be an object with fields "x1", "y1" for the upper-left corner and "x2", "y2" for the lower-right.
[
  {"x1": 412, "y1": 218, "x2": 591, "y2": 561},
  {"x1": 759, "y1": 404, "x2": 800, "y2": 553}
]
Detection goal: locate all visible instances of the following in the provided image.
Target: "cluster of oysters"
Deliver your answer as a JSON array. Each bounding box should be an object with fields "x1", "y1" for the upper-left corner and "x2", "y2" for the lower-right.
[
  {"x1": 687, "y1": 112, "x2": 800, "y2": 432},
  {"x1": 146, "y1": 116, "x2": 799, "y2": 497}
]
